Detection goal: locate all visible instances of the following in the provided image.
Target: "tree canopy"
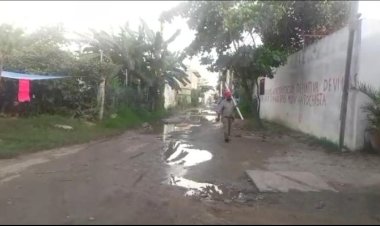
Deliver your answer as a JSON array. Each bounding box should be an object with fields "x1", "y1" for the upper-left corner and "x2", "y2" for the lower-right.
[
  {"x1": 161, "y1": 1, "x2": 350, "y2": 55},
  {"x1": 0, "y1": 20, "x2": 191, "y2": 117},
  {"x1": 161, "y1": 0, "x2": 351, "y2": 121}
]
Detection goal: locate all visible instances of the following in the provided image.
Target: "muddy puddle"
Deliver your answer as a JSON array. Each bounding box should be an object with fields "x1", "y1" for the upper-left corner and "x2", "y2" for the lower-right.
[
  {"x1": 165, "y1": 174, "x2": 259, "y2": 203},
  {"x1": 188, "y1": 109, "x2": 217, "y2": 123},
  {"x1": 161, "y1": 108, "x2": 256, "y2": 203},
  {"x1": 169, "y1": 175, "x2": 223, "y2": 198},
  {"x1": 164, "y1": 140, "x2": 212, "y2": 167}
]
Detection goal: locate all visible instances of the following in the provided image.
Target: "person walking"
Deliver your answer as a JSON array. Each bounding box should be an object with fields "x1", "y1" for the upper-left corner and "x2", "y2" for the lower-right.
[{"x1": 219, "y1": 90, "x2": 236, "y2": 142}]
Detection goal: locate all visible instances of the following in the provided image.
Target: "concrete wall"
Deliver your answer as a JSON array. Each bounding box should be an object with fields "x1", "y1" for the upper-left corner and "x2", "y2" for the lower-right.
[
  {"x1": 346, "y1": 19, "x2": 380, "y2": 149},
  {"x1": 260, "y1": 21, "x2": 365, "y2": 150},
  {"x1": 164, "y1": 83, "x2": 177, "y2": 109}
]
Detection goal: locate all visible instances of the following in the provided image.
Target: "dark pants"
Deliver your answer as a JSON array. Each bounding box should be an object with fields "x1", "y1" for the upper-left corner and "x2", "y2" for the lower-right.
[{"x1": 222, "y1": 117, "x2": 233, "y2": 140}]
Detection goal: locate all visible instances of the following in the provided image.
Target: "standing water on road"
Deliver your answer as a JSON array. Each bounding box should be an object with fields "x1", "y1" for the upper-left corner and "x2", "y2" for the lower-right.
[
  {"x1": 163, "y1": 109, "x2": 243, "y2": 200},
  {"x1": 161, "y1": 108, "x2": 225, "y2": 199}
]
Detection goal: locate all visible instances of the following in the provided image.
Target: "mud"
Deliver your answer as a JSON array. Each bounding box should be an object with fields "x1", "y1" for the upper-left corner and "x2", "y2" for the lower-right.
[{"x1": 0, "y1": 106, "x2": 379, "y2": 224}]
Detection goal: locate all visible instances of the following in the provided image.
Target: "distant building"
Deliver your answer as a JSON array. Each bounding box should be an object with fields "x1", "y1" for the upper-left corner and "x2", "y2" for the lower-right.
[
  {"x1": 164, "y1": 69, "x2": 201, "y2": 109},
  {"x1": 177, "y1": 70, "x2": 201, "y2": 106}
]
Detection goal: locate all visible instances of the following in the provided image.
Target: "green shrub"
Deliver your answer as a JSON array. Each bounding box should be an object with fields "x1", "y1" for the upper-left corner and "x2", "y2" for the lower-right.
[
  {"x1": 103, "y1": 106, "x2": 169, "y2": 129},
  {"x1": 238, "y1": 97, "x2": 253, "y2": 119},
  {"x1": 103, "y1": 106, "x2": 142, "y2": 129},
  {"x1": 359, "y1": 83, "x2": 380, "y2": 130}
]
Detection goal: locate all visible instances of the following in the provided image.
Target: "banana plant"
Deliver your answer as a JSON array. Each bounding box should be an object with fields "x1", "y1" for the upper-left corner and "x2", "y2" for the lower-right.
[{"x1": 78, "y1": 20, "x2": 190, "y2": 111}]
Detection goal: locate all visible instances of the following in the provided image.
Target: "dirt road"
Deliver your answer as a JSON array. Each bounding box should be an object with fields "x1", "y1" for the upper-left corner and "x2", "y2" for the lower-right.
[{"x1": 0, "y1": 106, "x2": 380, "y2": 224}]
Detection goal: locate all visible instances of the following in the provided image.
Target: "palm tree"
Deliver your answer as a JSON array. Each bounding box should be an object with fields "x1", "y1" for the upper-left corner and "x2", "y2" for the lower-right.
[
  {"x1": 79, "y1": 20, "x2": 190, "y2": 111},
  {"x1": 137, "y1": 20, "x2": 189, "y2": 110},
  {"x1": 76, "y1": 31, "x2": 121, "y2": 120}
]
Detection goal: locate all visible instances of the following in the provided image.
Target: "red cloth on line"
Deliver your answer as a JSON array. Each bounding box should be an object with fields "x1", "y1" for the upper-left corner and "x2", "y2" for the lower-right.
[{"x1": 18, "y1": 79, "x2": 31, "y2": 102}]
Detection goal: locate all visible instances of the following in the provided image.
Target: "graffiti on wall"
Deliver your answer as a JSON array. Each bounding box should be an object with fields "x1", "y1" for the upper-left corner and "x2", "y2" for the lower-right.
[{"x1": 262, "y1": 76, "x2": 344, "y2": 107}]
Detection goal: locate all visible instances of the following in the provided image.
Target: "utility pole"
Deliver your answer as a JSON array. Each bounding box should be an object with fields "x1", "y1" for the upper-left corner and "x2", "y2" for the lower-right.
[
  {"x1": 219, "y1": 71, "x2": 223, "y2": 97},
  {"x1": 0, "y1": 58, "x2": 2, "y2": 77},
  {"x1": 125, "y1": 69, "x2": 128, "y2": 86},
  {"x1": 339, "y1": 1, "x2": 359, "y2": 150},
  {"x1": 98, "y1": 50, "x2": 106, "y2": 120}
]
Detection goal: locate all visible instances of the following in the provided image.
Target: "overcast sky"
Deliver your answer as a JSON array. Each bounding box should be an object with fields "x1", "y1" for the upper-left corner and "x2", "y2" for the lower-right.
[
  {"x1": 0, "y1": 1, "x2": 217, "y2": 85},
  {"x1": 0, "y1": 1, "x2": 379, "y2": 86}
]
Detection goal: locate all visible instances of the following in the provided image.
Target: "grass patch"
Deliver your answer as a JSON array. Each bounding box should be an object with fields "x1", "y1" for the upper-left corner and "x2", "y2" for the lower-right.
[
  {"x1": 238, "y1": 112, "x2": 282, "y2": 132},
  {"x1": 265, "y1": 121, "x2": 340, "y2": 152},
  {"x1": 241, "y1": 117, "x2": 263, "y2": 131},
  {"x1": 103, "y1": 106, "x2": 169, "y2": 129},
  {"x1": 305, "y1": 136, "x2": 340, "y2": 152},
  {"x1": 0, "y1": 115, "x2": 117, "y2": 158},
  {"x1": 242, "y1": 118, "x2": 340, "y2": 152},
  {"x1": 0, "y1": 107, "x2": 170, "y2": 159},
  {"x1": 261, "y1": 120, "x2": 294, "y2": 134}
]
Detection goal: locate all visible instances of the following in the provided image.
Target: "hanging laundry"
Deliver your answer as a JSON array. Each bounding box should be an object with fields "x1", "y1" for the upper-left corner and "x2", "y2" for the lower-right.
[{"x1": 18, "y1": 79, "x2": 31, "y2": 102}]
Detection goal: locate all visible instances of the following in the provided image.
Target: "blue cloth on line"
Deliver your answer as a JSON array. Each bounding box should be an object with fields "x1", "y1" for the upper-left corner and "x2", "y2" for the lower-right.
[{"x1": 0, "y1": 71, "x2": 67, "y2": 80}]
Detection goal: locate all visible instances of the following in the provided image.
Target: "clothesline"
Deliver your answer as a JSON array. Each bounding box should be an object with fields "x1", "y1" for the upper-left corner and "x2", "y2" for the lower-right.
[
  {"x1": 0, "y1": 71, "x2": 68, "y2": 103},
  {"x1": 0, "y1": 71, "x2": 67, "y2": 80}
]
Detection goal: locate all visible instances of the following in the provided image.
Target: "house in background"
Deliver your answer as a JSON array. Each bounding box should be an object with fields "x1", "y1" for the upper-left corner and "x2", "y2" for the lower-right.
[
  {"x1": 163, "y1": 82, "x2": 178, "y2": 109},
  {"x1": 164, "y1": 69, "x2": 201, "y2": 109},
  {"x1": 177, "y1": 69, "x2": 201, "y2": 106},
  {"x1": 197, "y1": 77, "x2": 216, "y2": 105}
]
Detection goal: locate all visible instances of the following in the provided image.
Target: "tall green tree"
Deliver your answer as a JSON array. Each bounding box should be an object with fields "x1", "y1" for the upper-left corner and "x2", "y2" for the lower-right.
[
  {"x1": 247, "y1": 1, "x2": 350, "y2": 52},
  {"x1": 81, "y1": 21, "x2": 190, "y2": 111},
  {"x1": 5, "y1": 25, "x2": 73, "y2": 75},
  {"x1": 161, "y1": 1, "x2": 350, "y2": 55},
  {"x1": 1, "y1": 25, "x2": 79, "y2": 115},
  {"x1": 161, "y1": 0, "x2": 350, "y2": 122},
  {"x1": 0, "y1": 24, "x2": 24, "y2": 74},
  {"x1": 140, "y1": 23, "x2": 189, "y2": 110}
]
